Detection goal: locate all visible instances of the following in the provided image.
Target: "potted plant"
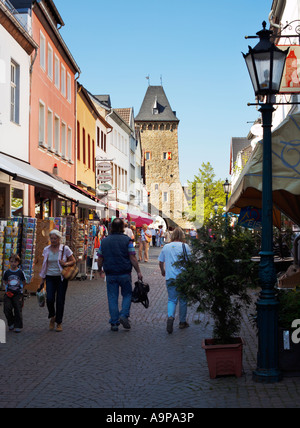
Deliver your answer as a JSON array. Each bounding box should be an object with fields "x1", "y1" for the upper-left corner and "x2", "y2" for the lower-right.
[
  {"x1": 278, "y1": 289, "x2": 300, "y2": 376},
  {"x1": 175, "y1": 222, "x2": 257, "y2": 379}
]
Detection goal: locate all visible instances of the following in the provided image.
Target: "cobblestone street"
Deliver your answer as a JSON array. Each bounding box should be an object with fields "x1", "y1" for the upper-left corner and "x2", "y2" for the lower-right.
[{"x1": 0, "y1": 247, "x2": 300, "y2": 409}]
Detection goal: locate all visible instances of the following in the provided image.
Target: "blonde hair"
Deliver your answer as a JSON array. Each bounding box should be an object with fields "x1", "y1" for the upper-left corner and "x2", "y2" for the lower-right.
[{"x1": 171, "y1": 227, "x2": 186, "y2": 243}]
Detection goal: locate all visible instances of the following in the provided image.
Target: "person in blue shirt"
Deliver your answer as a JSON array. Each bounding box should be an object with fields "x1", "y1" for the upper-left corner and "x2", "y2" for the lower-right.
[
  {"x1": 3, "y1": 254, "x2": 26, "y2": 333},
  {"x1": 97, "y1": 218, "x2": 143, "y2": 332},
  {"x1": 158, "y1": 227, "x2": 192, "y2": 334}
]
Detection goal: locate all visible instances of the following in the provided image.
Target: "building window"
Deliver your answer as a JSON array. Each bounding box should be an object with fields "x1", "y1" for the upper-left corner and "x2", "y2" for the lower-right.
[
  {"x1": 82, "y1": 128, "x2": 86, "y2": 164},
  {"x1": 39, "y1": 101, "x2": 45, "y2": 146},
  {"x1": 48, "y1": 44, "x2": 53, "y2": 80},
  {"x1": 54, "y1": 55, "x2": 59, "y2": 89},
  {"x1": 10, "y1": 60, "x2": 20, "y2": 124},
  {"x1": 40, "y1": 31, "x2": 46, "y2": 70},
  {"x1": 47, "y1": 109, "x2": 53, "y2": 150},
  {"x1": 67, "y1": 72, "x2": 71, "y2": 102},
  {"x1": 68, "y1": 127, "x2": 72, "y2": 161},
  {"x1": 54, "y1": 115, "x2": 60, "y2": 154},
  {"x1": 61, "y1": 64, "x2": 66, "y2": 97},
  {"x1": 88, "y1": 134, "x2": 91, "y2": 169},
  {"x1": 163, "y1": 152, "x2": 172, "y2": 160},
  {"x1": 61, "y1": 122, "x2": 67, "y2": 158},
  {"x1": 97, "y1": 127, "x2": 100, "y2": 148},
  {"x1": 92, "y1": 140, "x2": 95, "y2": 172},
  {"x1": 145, "y1": 151, "x2": 151, "y2": 161},
  {"x1": 163, "y1": 192, "x2": 168, "y2": 202},
  {"x1": 77, "y1": 121, "x2": 80, "y2": 160}
]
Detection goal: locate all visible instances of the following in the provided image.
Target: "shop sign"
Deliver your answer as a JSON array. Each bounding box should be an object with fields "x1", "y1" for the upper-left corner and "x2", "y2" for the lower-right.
[
  {"x1": 97, "y1": 162, "x2": 112, "y2": 171},
  {"x1": 98, "y1": 184, "x2": 112, "y2": 192},
  {"x1": 238, "y1": 206, "x2": 262, "y2": 230},
  {"x1": 278, "y1": 45, "x2": 300, "y2": 93}
]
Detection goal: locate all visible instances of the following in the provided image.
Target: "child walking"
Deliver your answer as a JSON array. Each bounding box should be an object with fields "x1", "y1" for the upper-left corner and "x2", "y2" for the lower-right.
[{"x1": 2, "y1": 254, "x2": 26, "y2": 333}]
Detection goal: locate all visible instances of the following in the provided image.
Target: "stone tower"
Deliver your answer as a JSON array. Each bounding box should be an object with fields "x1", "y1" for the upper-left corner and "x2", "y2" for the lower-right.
[{"x1": 135, "y1": 86, "x2": 190, "y2": 229}]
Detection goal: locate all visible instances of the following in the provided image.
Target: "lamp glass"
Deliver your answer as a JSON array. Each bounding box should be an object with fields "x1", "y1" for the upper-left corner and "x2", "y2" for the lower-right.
[{"x1": 223, "y1": 180, "x2": 231, "y2": 195}]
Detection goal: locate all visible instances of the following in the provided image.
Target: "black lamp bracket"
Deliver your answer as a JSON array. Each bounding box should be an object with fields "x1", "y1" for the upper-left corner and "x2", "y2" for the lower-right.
[{"x1": 245, "y1": 20, "x2": 300, "y2": 41}]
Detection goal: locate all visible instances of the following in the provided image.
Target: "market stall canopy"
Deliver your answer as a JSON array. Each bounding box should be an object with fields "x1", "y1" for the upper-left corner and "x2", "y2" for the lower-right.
[
  {"x1": 227, "y1": 111, "x2": 300, "y2": 227},
  {"x1": 127, "y1": 208, "x2": 154, "y2": 227},
  {"x1": 0, "y1": 153, "x2": 103, "y2": 210}
]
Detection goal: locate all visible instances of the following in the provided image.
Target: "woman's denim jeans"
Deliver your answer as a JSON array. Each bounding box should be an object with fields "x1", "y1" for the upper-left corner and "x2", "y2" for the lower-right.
[
  {"x1": 106, "y1": 274, "x2": 133, "y2": 325},
  {"x1": 46, "y1": 276, "x2": 68, "y2": 324},
  {"x1": 166, "y1": 279, "x2": 187, "y2": 323}
]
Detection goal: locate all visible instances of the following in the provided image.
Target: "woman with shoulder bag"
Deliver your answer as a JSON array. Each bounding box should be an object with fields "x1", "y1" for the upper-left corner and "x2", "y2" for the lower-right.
[{"x1": 38, "y1": 229, "x2": 76, "y2": 332}]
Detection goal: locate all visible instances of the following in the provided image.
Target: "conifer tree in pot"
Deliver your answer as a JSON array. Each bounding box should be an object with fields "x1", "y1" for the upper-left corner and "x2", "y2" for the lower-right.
[{"x1": 174, "y1": 222, "x2": 257, "y2": 378}]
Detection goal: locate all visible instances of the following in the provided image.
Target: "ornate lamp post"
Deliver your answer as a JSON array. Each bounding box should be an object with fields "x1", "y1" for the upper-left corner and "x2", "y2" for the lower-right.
[
  {"x1": 243, "y1": 22, "x2": 289, "y2": 383},
  {"x1": 223, "y1": 179, "x2": 231, "y2": 231}
]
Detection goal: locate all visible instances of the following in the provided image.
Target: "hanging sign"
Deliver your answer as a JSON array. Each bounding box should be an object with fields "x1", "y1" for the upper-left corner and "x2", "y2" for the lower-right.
[
  {"x1": 97, "y1": 162, "x2": 112, "y2": 171},
  {"x1": 98, "y1": 184, "x2": 112, "y2": 192},
  {"x1": 278, "y1": 46, "x2": 300, "y2": 93},
  {"x1": 238, "y1": 206, "x2": 262, "y2": 230}
]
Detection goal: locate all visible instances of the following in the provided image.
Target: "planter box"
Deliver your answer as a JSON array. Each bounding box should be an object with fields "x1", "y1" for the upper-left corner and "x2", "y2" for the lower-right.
[
  {"x1": 202, "y1": 337, "x2": 244, "y2": 379},
  {"x1": 279, "y1": 328, "x2": 300, "y2": 377}
]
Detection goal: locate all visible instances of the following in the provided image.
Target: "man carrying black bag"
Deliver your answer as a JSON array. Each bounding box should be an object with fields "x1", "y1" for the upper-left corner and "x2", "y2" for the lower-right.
[{"x1": 97, "y1": 218, "x2": 143, "y2": 332}]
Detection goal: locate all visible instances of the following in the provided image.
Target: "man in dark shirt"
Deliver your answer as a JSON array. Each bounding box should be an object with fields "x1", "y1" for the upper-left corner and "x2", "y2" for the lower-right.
[{"x1": 97, "y1": 218, "x2": 143, "y2": 331}]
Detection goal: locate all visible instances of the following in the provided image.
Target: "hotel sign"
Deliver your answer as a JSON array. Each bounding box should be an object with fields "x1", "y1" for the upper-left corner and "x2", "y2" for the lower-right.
[{"x1": 279, "y1": 45, "x2": 300, "y2": 94}]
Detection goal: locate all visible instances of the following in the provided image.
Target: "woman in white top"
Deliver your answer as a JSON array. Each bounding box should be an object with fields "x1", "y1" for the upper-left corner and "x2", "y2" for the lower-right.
[
  {"x1": 158, "y1": 227, "x2": 191, "y2": 334},
  {"x1": 39, "y1": 229, "x2": 76, "y2": 332}
]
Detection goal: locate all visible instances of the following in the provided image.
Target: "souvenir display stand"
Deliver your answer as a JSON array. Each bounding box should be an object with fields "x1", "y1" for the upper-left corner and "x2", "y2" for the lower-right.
[{"x1": 0, "y1": 217, "x2": 37, "y2": 292}]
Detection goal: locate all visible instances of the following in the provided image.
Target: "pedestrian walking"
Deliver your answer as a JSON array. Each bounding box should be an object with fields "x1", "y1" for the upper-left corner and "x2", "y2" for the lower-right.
[
  {"x1": 158, "y1": 227, "x2": 191, "y2": 334},
  {"x1": 97, "y1": 218, "x2": 143, "y2": 332},
  {"x1": 138, "y1": 224, "x2": 152, "y2": 262},
  {"x1": 2, "y1": 254, "x2": 25, "y2": 333},
  {"x1": 124, "y1": 222, "x2": 134, "y2": 241},
  {"x1": 38, "y1": 229, "x2": 76, "y2": 332}
]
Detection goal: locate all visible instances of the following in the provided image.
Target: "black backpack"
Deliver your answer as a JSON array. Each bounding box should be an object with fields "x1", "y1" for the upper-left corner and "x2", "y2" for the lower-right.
[{"x1": 131, "y1": 280, "x2": 150, "y2": 308}]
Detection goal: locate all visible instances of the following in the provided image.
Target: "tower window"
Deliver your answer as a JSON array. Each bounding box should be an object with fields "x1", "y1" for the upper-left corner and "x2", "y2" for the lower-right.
[{"x1": 163, "y1": 152, "x2": 172, "y2": 160}]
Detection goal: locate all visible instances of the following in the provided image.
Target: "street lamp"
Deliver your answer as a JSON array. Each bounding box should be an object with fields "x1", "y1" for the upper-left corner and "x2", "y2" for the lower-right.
[
  {"x1": 223, "y1": 179, "x2": 231, "y2": 230},
  {"x1": 243, "y1": 22, "x2": 289, "y2": 383}
]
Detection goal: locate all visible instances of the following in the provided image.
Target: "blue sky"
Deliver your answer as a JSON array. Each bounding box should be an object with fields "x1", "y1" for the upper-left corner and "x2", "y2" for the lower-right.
[{"x1": 55, "y1": 0, "x2": 272, "y2": 185}]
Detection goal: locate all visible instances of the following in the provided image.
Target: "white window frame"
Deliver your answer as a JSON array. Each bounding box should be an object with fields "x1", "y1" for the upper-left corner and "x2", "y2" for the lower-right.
[
  {"x1": 39, "y1": 101, "x2": 46, "y2": 147},
  {"x1": 54, "y1": 115, "x2": 60, "y2": 154},
  {"x1": 67, "y1": 126, "x2": 72, "y2": 161},
  {"x1": 67, "y1": 72, "x2": 71, "y2": 103},
  {"x1": 47, "y1": 43, "x2": 53, "y2": 80},
  {"x1": 40, "y1": 31, "x2": 46, "y2": 71},
  {"x1": 61, "y1": 121, "x2": 67, "y2": 159},
  {"x1": 61, "y1": 64, "x2": 66, "y2": 97},
  {"x1": 47, "y1": 108, "x2": 54, "y2": 151},
  {"x1": 54, "y1": 54, "x2": 60, "y2": 89},
  {"x1": 10, "y1": 60, "x2": 20, "y2": 124}
]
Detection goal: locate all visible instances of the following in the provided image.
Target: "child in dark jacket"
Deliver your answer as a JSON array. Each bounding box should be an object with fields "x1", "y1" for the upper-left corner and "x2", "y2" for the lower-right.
[{"x1": 3, "y1": 254, "x2": 26, "y2": 333}]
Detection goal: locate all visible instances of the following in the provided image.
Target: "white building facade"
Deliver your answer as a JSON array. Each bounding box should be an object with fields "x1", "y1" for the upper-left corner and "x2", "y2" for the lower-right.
[{"x1": 0, "y1": 0, "x2": 37, "y2": 217}]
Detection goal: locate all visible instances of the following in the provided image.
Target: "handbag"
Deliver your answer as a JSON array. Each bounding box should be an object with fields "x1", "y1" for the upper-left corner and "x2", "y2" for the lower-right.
[
  {"x1": 61, "y1": 246, "x2": 79, "y2": 281},
  {"x1": 131, "y1": 280, "x2": 150, "y2": 308}
]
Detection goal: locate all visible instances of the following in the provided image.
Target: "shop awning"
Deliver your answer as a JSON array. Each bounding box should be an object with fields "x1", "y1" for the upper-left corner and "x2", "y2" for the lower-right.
[
  {"x1": 227, "y1": 111, "x2": 300, "y2": 227},
  {"x1": 0, "y1": 153, "x2": 103, "y2": 210}
]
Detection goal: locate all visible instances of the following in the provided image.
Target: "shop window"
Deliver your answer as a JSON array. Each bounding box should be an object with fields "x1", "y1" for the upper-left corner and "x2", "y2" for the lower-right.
[
  {"x1": 0, "y1": 187, "x2": 6, "y2": 218},
  {"x1": 11, "y1": 188, "x2": 23, "y2": 217}
]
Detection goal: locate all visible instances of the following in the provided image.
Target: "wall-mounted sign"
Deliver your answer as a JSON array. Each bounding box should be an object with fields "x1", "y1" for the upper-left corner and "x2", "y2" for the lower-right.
[{"x1": 278, "y1": 45, "x2": 300, "y2": 93}]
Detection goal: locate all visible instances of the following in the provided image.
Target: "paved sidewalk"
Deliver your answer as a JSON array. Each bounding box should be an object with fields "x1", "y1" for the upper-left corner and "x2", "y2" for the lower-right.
[{"x1": 0, "y1": 246, "x2": 300, "y2": 408}]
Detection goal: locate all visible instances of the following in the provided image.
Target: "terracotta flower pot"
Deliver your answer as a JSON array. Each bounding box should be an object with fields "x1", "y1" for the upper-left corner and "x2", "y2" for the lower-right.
[{"x1": 202, "y1": 337, "x2": 244, "y2": 379}]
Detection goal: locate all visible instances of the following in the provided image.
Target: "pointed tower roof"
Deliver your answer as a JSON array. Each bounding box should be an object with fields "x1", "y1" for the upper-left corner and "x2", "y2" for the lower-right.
[{"x1": 135, "y1": 86, "x2": 179, "y2": 122}]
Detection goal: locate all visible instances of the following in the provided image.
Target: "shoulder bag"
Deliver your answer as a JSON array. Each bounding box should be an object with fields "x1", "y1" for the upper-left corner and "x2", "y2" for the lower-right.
[{"x1": 61, "y1": 246, "x2": 79, "y2": 281}]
